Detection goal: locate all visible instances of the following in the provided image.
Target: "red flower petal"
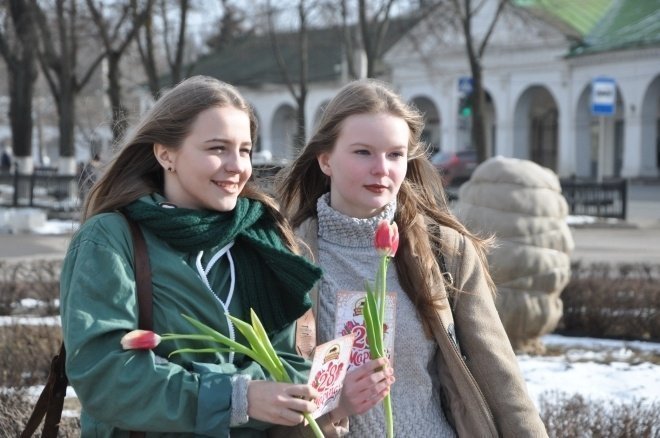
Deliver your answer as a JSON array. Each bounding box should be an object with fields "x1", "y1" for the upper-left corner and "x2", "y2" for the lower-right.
[{"x1": 121, "y1": 330, "x2": 161, "y2": 350}]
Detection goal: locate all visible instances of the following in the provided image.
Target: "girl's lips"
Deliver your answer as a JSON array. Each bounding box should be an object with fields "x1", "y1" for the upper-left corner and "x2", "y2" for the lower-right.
[
  {"x1": 214, "y1": 181, "x2": 240, "y2": 193},
  {"x1": 364, "y1": 184, "x2": 387, "y2": 193}
]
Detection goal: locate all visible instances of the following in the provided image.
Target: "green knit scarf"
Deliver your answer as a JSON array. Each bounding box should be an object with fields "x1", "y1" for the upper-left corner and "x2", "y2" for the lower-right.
[{"x1": 123, "y1": 197, "x2": 322, "y2": 333}]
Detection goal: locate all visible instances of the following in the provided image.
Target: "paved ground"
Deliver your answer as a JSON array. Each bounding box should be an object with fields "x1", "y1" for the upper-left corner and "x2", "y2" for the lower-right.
[
  {"x1": 570, "y1": 182, "x2": 660, "y2": 264},
  {"x1": 1, "y1": 181, "x2": 659, "y2": 264}
]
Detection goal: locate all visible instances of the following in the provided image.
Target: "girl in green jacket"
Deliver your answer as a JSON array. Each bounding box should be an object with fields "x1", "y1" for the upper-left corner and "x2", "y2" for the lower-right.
[{"x1": 60, "y1": 76, "x2": 390, "y2": 437}]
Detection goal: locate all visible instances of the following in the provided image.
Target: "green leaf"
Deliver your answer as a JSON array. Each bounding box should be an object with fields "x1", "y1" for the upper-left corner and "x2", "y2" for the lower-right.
[
  {"x1": 160, "y1": 334, "x2": 217, "y2": 343},
  {"x1": 364, "y1": 292, "x2": 383, "y2": 358},
  {"x1": 227, "y1": 314, "x2": 284, "y2": 381},
  {"x1": 168, "y1": 347, "x2": 233, "y2": 357},
  {"x1": 250, "y1": 309, "x2": 290, "y2": 382},
  {"x1": 180, "y1": 314, "x2": 254, "y2": 358}
]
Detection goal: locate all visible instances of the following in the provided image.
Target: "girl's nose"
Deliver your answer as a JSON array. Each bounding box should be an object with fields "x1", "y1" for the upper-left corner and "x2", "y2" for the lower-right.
[
  {"x1": 371, "y1": 155, "x2": 388, "y2": 175},
  {"x1": 224, "y1": 152, "x2": 246, "y2": 174}
]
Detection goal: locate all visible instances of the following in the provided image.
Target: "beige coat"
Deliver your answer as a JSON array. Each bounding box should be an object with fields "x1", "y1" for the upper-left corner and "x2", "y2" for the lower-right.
[{"x1": 295, "y1": 218, "x2": 548, "y2": 438}]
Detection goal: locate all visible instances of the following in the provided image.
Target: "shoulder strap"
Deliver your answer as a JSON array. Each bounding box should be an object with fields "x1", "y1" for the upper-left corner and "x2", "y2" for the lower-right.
[
  {"x1": 21, "y1": 213, "x2": 152, "y2": 438},
  {"x1": 126, "y1": 215, "x2": 153, "y2": 331}
]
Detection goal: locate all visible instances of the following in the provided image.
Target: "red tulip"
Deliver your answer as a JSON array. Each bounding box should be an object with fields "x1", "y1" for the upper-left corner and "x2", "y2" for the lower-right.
[
  {"x1": 374, "y1": 220, "x2": 399, "y2": 257},
  {"x1": 121, "y1": 329, "x2": 161, "y2": 350}
]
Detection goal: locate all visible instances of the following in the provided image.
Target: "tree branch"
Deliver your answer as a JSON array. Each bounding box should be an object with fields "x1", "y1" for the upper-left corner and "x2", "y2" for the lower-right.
[{"x1": 478, "y1": 0, "x2": 506, "y2": 57}]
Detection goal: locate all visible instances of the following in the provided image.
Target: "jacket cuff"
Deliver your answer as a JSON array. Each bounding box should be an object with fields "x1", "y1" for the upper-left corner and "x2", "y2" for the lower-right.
[
  {"x1": 231, "y1": 374, "x2": 251, "y2": 426},
  {"x1": 193, "y1": 362, "x2": 232, "y2": 437}
]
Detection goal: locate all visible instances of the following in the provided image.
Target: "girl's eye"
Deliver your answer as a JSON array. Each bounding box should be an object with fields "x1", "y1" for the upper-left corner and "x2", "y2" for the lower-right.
[
  {"x1": 390, "y1": 151, "x2": 406, "y2": 158},
  {"x1": 240, "y1": 148, "x2": 252, "y2": 155},
  {"x1": 354, "y1": 149, "x2": 370, "y2": 155}
]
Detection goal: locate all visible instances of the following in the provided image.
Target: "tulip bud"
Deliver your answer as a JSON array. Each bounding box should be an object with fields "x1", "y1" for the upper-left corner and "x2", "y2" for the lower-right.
[
  {"x1": 121, "y1": 330, "x2": 161, "y2": 350},
  {"x1": 374, "y1": 220, "x2": 399, "y2": 257}
]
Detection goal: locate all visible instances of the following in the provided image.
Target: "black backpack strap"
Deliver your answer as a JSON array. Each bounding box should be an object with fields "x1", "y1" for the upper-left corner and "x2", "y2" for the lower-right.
[
  {"x1": 22, "y1": 212, "x2": 152, "y2": 438},
  {"x1": 20, "y1": 344, "x2": 67, "y2": 438}
]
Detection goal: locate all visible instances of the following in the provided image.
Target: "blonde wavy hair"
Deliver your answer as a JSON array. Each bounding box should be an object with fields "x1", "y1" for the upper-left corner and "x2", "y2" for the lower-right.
[{"x1": 277, "y1": 79, "x2": 494, "y2": 334}]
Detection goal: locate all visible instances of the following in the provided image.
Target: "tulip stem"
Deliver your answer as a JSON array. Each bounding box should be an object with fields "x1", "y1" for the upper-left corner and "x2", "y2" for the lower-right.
[{"x1": 384, "y1": 394, "x2": 394, "y2": 438}]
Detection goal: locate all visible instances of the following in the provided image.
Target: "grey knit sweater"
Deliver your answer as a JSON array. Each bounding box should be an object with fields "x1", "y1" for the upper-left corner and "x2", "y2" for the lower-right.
[{"x1": 315, "y1": 194, "x2": 455, "y2": 438}]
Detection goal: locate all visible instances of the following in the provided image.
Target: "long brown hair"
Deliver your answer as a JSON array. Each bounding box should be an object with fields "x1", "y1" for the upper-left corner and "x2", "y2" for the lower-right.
[
  {"x1": 278, "y1": 79, "x2": 493, "y2": 334},
  {"x1": 84, "y1": 75, "x2": 299, "y2": 251}
]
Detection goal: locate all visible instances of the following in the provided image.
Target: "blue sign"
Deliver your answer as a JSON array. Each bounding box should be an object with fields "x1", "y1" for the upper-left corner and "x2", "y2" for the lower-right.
[
  {"x1": 458, "y1": 76, "x2": 473, "y2": 95},
  {"x1": 591, "y1": 77, "x2": 616, "y2": 116}
]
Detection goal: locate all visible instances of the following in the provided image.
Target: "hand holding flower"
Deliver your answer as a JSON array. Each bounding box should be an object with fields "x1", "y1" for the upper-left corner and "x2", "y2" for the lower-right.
[
  {"x1": 247, "y1": 380, "x2": 319, "y2": 426},
  {"x1": 120, "y1": 309, "x2": 325, "y2": 437},
  {"x1": 332, "y1": 357, "x2": 394, "y2": 419}
]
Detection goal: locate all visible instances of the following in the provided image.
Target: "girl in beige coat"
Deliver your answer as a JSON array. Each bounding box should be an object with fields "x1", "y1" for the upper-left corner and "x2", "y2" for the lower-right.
[{"x1": 278, "y1": 79, "x2": 548, "y2": 437}]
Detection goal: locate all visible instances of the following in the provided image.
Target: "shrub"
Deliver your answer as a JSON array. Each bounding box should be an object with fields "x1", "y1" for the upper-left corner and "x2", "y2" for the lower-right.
[
  {"x1": 539, "y1": 392, "x2": 659, "y2": 438},
  {"x1": 557, "y1": 262, "x2": 659, "y2": 341},
  {"x1": 0, "y1": 389, "x2": 79, "y2": 438},
  {"x1": 0, "y1": 259, "x2": 61, "y2": 316},
  {"x1": 0, "y1": 323, "x2": 62, "y2": 387}
]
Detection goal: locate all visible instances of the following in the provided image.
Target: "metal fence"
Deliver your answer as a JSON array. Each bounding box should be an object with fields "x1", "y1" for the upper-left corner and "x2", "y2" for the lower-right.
[
  {"x1": 445, "y1": 177, "x2": 628, "y2": 220},
  {"x1": 560, "y1": 178, "x2": 628, "y2": 220},
  {"x1": 0, "y1": 168, "x2": 81, "y2": 212},
  {"x1": 0, "y1": 164, "x2": 283, "y2": 213}
]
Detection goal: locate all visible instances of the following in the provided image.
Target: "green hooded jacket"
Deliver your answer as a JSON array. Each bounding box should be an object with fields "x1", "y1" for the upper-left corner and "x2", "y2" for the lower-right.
[{"x1": 60, "y1": 200, "x2": 311, "y2": 437}]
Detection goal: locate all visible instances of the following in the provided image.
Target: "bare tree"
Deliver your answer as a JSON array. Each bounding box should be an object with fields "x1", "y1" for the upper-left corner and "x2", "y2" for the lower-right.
[
  {"x1": 136, "y1": 0, "x2": 191, "y2": 98},
  {"x1": 0, "y1": 0, "x2": 38, "y2": 169},
  {"x1": 86, "y1": 0, "x2": 154, "y2": 141},
  {"x1": 206, "y1": 0, "x2": 251, "y2": 51},
  {"x1": 330, "y1": 0, "x2": 433, "y2": 79},
  {"x1": 266, "y1": 0, "x2": 309, "y2": 152},
  {"x1": 357, "y1": 0, "x2": 396, "y2": 78},
  {"x1": 450, "y1": 0, "x2": 507, "y2": 163},
  {"x1": 32, "y1": 0, "x2": 106, "y2": 173}
]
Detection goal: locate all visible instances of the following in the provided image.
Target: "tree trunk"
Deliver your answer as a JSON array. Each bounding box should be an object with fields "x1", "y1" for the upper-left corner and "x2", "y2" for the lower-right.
[
  {"x1": 295, "y1": 93, "x2": 306, "y2": 153},
  {"x1": 107, "y1": 51, "x2": 128, "y2": 142},
  {"x1": 1, "y1": 0, "x2": 39, "y2": 161},
  {"x1": 471, "y1": 64, "x2": 489, "y2": 163},
  {"x1": 57, "y1": 83, "x2": 76, "y2": 162},
  {"x1": 8, "y1": 55, "x2": 37, "y2": 159}
]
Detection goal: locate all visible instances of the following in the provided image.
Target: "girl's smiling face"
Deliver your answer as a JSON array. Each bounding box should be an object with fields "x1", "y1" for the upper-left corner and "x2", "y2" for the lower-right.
[
  {"x1": 318, "y1": 112, "x2": 409, "y2": 218},
  {"x1": 156, "y1": 106, "x2": 253, "y2": 211}
]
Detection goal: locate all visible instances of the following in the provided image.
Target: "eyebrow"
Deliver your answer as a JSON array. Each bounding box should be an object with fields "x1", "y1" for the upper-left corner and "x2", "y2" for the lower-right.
[
  {"x1": 204, "y1": 138, "x2": 252, "y2": 146},
  {"x1": 349, "y1": 142, "x2": 407, "y2": 149}
]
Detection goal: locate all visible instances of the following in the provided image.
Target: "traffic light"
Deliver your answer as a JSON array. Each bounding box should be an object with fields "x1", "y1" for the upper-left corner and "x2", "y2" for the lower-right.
[{"x1": 458, "y1": 93, "x2": 473, "y2": 117}]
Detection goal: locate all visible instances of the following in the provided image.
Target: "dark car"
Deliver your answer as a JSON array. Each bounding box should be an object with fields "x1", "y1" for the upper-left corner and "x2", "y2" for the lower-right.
[{"x1": 431, "y1": 149, "x2": 478, "y2": 186}]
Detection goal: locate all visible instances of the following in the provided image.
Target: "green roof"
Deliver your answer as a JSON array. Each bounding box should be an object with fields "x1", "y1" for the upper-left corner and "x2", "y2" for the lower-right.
[
  {"x1": 189, "y1": 28, "x2": 344, "y2": 87},
  {"x1": 515, "y1": 0, "x2": 613, "y2": 35},
  {"x1": 186, "y1": 17, "x2": 420, "y2": 87},
  {"x1": 516, "y1": 0, "x2": 660, "y2": 55},
  {"x1": 574, "y1": 0, "x2": 660, "y2": 55}
]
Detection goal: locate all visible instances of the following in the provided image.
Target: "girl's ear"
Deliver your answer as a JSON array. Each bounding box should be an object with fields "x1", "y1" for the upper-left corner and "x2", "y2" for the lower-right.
[
  {"x1": 317, "y1": 153, "x2": 332, "y2": 176},
  {"x1": 153, "y1": 143, "x2": 173, "y2": 170}
]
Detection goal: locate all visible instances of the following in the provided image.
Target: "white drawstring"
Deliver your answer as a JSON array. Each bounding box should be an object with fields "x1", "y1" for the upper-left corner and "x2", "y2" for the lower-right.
[{"x1": 196, "y1": 241, "x2": 236, "y2": 363}]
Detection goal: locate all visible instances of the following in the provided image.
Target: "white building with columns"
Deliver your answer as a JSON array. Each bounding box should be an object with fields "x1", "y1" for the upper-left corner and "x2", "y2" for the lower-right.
[
  {"x1": 191, "y1": 0, "x2": 660, "y2": 179},
  {"x1": 384, "y1": 0, "x2": 660, "y2": 179}
]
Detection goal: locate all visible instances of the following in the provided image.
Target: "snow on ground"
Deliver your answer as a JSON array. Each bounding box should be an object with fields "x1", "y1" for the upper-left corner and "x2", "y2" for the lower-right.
[
  {"x1": 31, "y1": 219, "x2": 79, "y2": 235},
  {"x1": 519, "y1": 335, "x2": 660, "y2": 407}
]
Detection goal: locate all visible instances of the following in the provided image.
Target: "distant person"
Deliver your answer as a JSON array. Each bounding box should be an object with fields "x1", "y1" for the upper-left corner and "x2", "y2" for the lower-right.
[{"x1": 1, "y1": 147, "x2": 11, "y2": 173}]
